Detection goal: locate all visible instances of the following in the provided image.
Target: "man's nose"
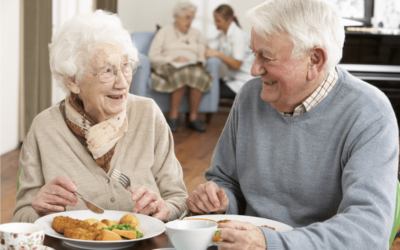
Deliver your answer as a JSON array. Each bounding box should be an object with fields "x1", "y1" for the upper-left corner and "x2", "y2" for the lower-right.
[{"x1": 250, "y1": 57, "x2": 266, "y2": 77}]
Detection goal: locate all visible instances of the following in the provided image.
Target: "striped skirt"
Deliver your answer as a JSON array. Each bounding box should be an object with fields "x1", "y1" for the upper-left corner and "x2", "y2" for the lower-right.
[{"x1": 151, "y1": 64, "x2": 213, "y2": 93}]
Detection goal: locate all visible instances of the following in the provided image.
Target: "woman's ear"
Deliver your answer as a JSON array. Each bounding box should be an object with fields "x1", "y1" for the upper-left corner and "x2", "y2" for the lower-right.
[
  {"x1": 65, "y1": 77, "x2": 80, "y2": 94},
  {"x1": 306, "y1": 46, "x2": 328, "y2": 81}
]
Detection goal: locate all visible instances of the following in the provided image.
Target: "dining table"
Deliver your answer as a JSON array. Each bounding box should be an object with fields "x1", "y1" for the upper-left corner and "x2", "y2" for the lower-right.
[{"x1": 43, "y1": 232, "x2": 219, "y2": 250}]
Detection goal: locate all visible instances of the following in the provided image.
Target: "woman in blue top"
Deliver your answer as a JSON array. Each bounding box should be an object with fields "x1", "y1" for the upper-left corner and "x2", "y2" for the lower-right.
[{"x1": 206, "y1": 4, "x2": 254, "y2": 99}]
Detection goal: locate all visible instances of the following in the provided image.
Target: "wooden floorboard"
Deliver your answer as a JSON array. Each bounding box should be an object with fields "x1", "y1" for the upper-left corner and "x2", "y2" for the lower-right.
[{"x1": 0, "y1": 111, "x2": 229, "y2": 224}]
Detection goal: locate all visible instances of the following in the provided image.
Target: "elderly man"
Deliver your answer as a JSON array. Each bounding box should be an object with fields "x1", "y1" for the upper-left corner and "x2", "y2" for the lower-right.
[{"x1": 186, "y1": 0, "x2": 399, "y2": 249}]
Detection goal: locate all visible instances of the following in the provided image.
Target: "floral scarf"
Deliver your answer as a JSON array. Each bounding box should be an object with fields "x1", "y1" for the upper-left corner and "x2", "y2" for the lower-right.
[{"x1": 65, "y1": 93, "x2": 128, "y2": 172}]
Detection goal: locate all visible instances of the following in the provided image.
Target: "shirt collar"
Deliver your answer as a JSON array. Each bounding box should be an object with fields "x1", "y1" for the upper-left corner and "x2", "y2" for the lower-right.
[{"x1": 279, "y1": 68, "x2": 338, "y2": 117}]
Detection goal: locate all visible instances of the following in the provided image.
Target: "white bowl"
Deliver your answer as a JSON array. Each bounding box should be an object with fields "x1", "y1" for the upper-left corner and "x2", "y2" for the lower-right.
[
  {"x1": 0, "y1": 223, "x2": 45, "y2": 250},
  {"x1": 165, "y1": 220, "x2": 219, "y2": 250}
]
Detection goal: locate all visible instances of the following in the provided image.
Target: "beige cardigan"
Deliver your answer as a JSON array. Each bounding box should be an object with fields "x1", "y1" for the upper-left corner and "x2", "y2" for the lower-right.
[
  {"x1": 13, "y1": 94, "x2": 188, "y2": 222},
  {"x1": 148, "y1": 24, "x2": 206, "y2": 67}
]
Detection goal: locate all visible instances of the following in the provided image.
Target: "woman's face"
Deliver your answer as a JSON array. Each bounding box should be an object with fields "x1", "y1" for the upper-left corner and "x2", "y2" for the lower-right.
[
  {"x1": 213, "y1": 12, "x2": 231, "y2": 33},
  {"x1": 175, "y1": 9, "x2": 195, "y2": 34},
  {"x1": 67, "y1": 43, "x2": 132, "y2": 123}
]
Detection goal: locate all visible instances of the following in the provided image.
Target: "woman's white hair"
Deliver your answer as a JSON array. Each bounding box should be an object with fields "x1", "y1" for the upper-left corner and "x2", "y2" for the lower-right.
[
  {"x1": 246, "y1": 0, "x2": 345, "y2": 72},
  {"x1": 49, "y1": 10, "x2": 138, "y2": 93},
  {"x1": 173, "y1": 1, "x2": 197, "y2": 17}
]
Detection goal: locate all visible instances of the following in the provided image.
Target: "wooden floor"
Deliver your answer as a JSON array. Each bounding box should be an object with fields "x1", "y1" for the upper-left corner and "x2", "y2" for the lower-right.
[{"x1": 0, "y1": 109, "x2": 230, "y2": 224}]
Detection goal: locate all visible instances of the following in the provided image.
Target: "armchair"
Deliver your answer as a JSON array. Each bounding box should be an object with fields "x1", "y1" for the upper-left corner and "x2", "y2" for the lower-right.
[{"x1": 129, "y1": 31, "x2": 222, "y2": 123}]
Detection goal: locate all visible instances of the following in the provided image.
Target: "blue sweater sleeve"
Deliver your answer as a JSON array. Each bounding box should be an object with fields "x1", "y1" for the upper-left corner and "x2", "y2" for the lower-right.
[
  {"x1": 262, "y1": 116, "x2": 398, "y2": 250},
  {"x1": 205, "y1": 99, "x2": 247, "y2": 215}
]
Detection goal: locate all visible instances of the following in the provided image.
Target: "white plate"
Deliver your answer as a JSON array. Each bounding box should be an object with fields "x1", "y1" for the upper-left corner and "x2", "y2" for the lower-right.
[
  {"x1": 185, "y1": 214, "x2": 293, "y2": 232},
  {"x1": 34, "y1": 210, "x2": 165, "y2": 249}
]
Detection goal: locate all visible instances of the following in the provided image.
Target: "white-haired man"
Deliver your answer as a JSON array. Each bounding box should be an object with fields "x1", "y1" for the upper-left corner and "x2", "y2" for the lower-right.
[{"x1": 186, "y1": 0, "x2": 399, "y2": 249}]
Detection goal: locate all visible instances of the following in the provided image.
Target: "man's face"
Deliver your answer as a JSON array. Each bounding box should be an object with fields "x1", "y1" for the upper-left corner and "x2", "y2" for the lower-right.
[{"x1": 249, "y1": 28, "x2": 312, "y2": 112}]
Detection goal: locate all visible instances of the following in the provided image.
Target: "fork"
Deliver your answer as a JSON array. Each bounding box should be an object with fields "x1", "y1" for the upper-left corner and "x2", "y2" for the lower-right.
[{"x1": 111, "y1": 169, "x2": 132, "y2": 192}]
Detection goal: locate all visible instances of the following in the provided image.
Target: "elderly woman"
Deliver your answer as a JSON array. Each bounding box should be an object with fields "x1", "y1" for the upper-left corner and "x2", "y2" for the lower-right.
[
  {"x1": 13, "y1": 10, "x2": 188, "y2": 223},
  {"x1": 148, "y1": 2, "x2": 212, "y2": 133}
]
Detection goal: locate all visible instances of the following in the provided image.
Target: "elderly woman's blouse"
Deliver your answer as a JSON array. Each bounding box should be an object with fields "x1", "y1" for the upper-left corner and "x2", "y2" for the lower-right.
[
  {"x1": 13, "y1": 94, "x2": 188, "y2": 222},
  {"x1": 148, "y1": 24, "x2": 206, "y2": 67}
]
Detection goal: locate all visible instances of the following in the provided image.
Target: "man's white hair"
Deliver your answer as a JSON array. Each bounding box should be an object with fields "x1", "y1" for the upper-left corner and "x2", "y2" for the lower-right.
[
  {"x1": 49, "y1": 10, "x2": 138, "y2": 94},
  {"x1": 173, "y1": 1, "x2": 197, "y2": 17},
  {"x1": 246, "y1": 0, "x2": 345, "y2": 72}
]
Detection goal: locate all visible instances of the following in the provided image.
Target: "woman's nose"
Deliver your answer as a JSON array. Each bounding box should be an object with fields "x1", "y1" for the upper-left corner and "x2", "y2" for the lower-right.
[{"x1": 114, "y1": 70, "x2": 129, "y2": 88}]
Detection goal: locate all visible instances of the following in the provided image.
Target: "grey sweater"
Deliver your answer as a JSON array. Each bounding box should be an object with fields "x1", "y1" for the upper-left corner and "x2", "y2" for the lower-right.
[{"x1": 205, "y1": 67, "x2": 398, "y2": 249}]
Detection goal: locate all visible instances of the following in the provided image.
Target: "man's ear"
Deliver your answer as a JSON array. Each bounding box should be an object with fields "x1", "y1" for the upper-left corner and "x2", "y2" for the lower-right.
[
  {"x1": 306, "y1": 46, "x2": 328, "y2": 81},
  {"x1": 65, "y1": 77, "x2": 80, "y2": 94}
]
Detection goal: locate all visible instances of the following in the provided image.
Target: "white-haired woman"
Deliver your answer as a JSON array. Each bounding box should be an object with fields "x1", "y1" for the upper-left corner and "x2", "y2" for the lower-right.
[
  {"x1": 13, "y1": 10, "x2": 188, "y2": 223},
  {"x1": 206, "y1": 4, "x2": 254, "y2": 99},
  {"x1": 148, "y1": 2, "x2": 212, "y2": 132}
]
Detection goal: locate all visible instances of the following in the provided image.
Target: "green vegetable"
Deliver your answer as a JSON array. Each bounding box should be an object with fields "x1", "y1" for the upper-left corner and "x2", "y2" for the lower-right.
[{"x1": 101, "y1": 224, "x2": 143, "y2": 239}]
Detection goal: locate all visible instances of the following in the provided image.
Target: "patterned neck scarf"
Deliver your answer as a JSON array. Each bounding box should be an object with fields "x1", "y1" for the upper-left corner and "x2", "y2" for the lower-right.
[{"x1": 65, "y1": 93, "x2": 128, "y2": 172}]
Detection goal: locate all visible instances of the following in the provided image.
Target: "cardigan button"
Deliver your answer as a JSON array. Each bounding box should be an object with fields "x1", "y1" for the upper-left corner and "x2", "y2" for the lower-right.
[
  {"x1": 106, "y1": 179, "x2": 110, "y2": 183},
  {"x1": 110, "y1": 198, "x2": 115, "y2": 202}
]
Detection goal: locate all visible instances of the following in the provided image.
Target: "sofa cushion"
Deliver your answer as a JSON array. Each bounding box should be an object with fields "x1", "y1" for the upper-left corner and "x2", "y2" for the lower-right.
[{"x1": 131, "y1": 32, "x2": 156, "y2": 55}]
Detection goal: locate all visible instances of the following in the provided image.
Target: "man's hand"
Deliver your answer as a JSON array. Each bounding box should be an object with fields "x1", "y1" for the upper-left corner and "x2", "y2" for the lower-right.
[
  {"x1": 131, "y1": 186, "x2": 170, "y2": 221},
  {"x1": 218, "y1": 220, "x2": 267, "y2": 250},
  {"x1": 186, "y1": 181, "x2": 229, "y2": 214},
  {"x1": 205, "y1": 48, "x2": 220, "y2": 58},
  {"x1": 32, "y1": 176, "x2": 79, "y2": 217},
  {"x1": 173, "y1": 56, "x2": 190, "y2": 62}
]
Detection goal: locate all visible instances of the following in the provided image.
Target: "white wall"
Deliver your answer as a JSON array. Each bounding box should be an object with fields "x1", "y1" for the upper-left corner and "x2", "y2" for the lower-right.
[
  {"x1": 1, "y1": 0, "x2": 20, "y2": 155},
  {"x1": 117, "y1": 0, "x2": 267, "y2": 42}
]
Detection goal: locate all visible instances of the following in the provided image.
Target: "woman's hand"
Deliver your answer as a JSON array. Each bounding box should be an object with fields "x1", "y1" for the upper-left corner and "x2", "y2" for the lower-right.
[
  {"x1": 218, "y1": 221, "x2": 267, "y2": 250},
  {"x1": 32, "y1": 176, "x2": 79, "y2": 217},
  {"x1": 205, "y1": 48, "x2": 220, "y2": 58},
  {"x1": 173, "y1": 56, "x2": 190, "y2": 62},
  {"x1": 131, "y1": 186, "x2": 170, "y2": 221}
]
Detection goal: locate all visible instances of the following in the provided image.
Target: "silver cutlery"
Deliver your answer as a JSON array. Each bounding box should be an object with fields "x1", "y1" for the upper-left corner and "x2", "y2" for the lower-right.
[
  {"x1": 74, "y1": 191, "x2": 105, "y2": 214},
  {"x1": 111, "y1": 169, "x2": 132, "y2": 192},
  {"x1": 178, "y1": 209, "x2": 190, "y2": 220}
]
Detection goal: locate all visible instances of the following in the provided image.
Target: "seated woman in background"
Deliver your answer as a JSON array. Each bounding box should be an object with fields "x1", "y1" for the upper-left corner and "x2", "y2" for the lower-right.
[
  {"x1": 206, "y1": 4, "x2": 254, "y2": 99},
  {"x1": 13, "y1": 10, "x2": 188, "y2": 223},
  {"x1": 148, "y1": 2, "x2": 212, "y2": 133}
]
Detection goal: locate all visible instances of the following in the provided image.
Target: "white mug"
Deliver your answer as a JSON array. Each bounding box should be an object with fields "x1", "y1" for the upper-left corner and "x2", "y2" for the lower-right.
[
  {"x1": 0, "y1": 223, "x2": 45, "y2": 250},
  {"x1": 165, "y1": 220, "x2": 220, "y2": 250}
]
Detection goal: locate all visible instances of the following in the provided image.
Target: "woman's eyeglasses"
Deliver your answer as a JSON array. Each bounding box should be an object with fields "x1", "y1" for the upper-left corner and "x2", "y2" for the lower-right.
[{"x1": 95, "y1": 59, "x2": 139, "y2": 83}]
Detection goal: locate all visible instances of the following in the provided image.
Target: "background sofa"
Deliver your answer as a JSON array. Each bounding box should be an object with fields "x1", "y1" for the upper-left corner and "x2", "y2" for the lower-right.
[{"x1": 129, "y1": 31, "x2": 222, "y2": 123}]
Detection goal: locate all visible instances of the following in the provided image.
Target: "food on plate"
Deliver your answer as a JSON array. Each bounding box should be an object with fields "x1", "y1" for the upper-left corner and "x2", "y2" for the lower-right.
[
  {"x1": 84, "y1": 218, "x2": 108, "y2": 230},
  {"x1": 120, "y1": 214, "x2": 140, "y2": 230},
  {"x1": 64, "y1": 227, "x2": 100, "y2": 240},
  {"x1": 261, "y1": 225, "x2": 275, "y2": 230},
  {"x1": 52, "y1": 216, "x2": 91, "y2": 234},
  {"x1": 96, "y1": 229, "x2": 122, "y2": 241},
  {"x1": 101, "y1": 219, "x2": 119, "y2": 227},
  {"x1": 212, "y1": 220, "x2": 230, "y2": 243},
  {"x1": 184, "y1": 218, "x2": 217, "y2": 223},
  {"x1": 103, "y1": 223, "x2": 144, "y2": 239},
  {"x1": 112, "y1": 229, "x2": 137, "y2": 239},
  {"x1": 51, "y1": 214, "x2": 143, "y2": 241},
  {"x1": 213, "y1": 231, "x2": 222, "y2": 243},
  {"x1": 84, "y1": 218, "x2": 101, "y2": 225}
]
